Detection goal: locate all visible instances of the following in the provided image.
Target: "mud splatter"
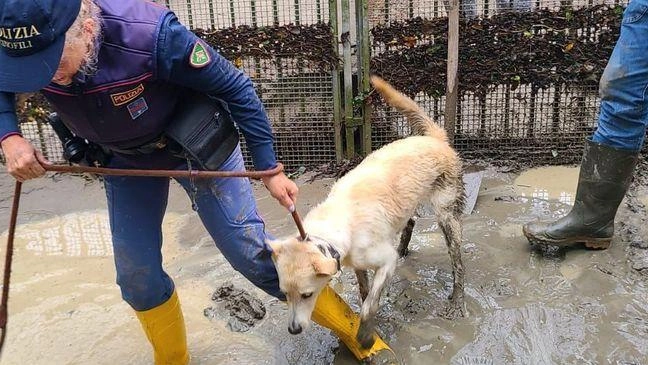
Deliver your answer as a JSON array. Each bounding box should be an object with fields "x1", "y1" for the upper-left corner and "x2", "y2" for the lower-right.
[
  {"x1": 451, "y1": 304, "x2": 594, "y2": 364},
  {"x1": 204, "y1": 282, "x2": 267, "y2": 332}
]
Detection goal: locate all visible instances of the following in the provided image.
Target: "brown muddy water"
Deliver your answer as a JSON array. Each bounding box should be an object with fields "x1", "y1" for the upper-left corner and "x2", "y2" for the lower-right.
[{"x1": 0, "y1": 165, "x2": 646, "y2": 365}]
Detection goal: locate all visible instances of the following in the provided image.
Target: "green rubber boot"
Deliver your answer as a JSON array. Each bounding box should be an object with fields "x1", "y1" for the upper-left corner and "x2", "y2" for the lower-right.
[{"x1": 523, "y1": 140, "x2": 638, "y2": 249}]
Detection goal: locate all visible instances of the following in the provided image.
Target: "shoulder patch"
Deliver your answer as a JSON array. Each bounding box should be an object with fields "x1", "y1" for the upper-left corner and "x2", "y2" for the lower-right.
[{"x1": 189, "y1": 41, "x2": 211, "y2": 68}]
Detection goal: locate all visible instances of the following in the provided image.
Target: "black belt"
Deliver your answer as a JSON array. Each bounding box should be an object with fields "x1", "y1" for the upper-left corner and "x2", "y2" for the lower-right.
[{"x1": 106, "y1": 135, "x2": 170, "y2": 155}]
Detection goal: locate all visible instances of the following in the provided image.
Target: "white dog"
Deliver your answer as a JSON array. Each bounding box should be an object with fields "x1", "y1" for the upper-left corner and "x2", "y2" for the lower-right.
[{"x1": 269, "y1": 76, "x2": 466, "y2": 348}]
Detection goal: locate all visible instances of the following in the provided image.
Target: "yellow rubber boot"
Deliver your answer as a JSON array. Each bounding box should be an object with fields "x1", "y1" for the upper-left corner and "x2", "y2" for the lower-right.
[
  {"x1": 135, "y1": 290, "x2": 190, "y2": 365},
  {"x1": 311, "y1": 285, "x2": 397, "y2": 364}
]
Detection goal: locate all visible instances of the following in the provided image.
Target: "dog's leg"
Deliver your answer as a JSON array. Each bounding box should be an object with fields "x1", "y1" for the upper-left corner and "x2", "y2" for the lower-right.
[
  {"x1": 398, "y1": 218, "x2": 415, "y2": 257},
  {"x1": 356, "y1": 249, "x2": 397, "y2": 349},
  {"x1": 438, "y1": 210, "x2": 465, "y2": 319},
  {"x1": 355, "y1": 269, "x2": 370, "y2": 302}
]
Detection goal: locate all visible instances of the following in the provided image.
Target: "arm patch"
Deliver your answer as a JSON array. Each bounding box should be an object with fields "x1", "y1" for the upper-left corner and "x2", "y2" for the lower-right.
[{"x1": 189, "y1": 40, "x2": 211, "y2": 68}]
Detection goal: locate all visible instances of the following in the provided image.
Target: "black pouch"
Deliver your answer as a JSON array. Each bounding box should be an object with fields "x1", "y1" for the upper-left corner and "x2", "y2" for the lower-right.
[{"x1": 165, "y1": 92, "x2": 240, "y2": 170}]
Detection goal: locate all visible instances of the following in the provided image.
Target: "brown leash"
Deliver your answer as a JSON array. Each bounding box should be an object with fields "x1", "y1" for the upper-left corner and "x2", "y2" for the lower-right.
[
  {"x1": 44, "y1": 163, "x2": 285, "y2": 179},
  {"x1": 0, "y1": 162, "x2": 307, "y2": 354},
  {"x1": 291, "y1": 210, "x2": 307, "y2": 240},
  {"x1": 0, "y1": 181, "x2": 21, "y2": 354}
]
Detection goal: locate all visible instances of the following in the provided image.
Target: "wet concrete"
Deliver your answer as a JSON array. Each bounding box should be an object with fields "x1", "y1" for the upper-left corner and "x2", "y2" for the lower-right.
[{"x1": 0, "y1": 164, "x2": 647, "y2": 364}]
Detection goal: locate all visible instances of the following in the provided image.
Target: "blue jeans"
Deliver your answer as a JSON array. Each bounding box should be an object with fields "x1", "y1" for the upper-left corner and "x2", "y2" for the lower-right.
[
  {"x1": 592, "y1": 0, "x2": 648, "y2": 151},
  {"x1": 104, "y1": 145, "x2": 282, "y2": 311}
]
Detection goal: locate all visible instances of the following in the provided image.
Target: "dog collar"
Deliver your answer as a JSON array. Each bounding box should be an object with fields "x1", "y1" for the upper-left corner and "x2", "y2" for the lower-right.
[
  {"x1": 326, "y1": 244, "x2": 342, "y2": 272},
  {"x1": 304, "y1": 234, "x2": 341, "y2": 272}
]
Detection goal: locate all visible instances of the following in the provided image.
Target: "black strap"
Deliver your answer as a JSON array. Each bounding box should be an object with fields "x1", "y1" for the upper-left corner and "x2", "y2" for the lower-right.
[
  {"x1": 306, "y1": 234, "x2": 341, "y2": 273},
  {"x1": 326, "y1": 244, "x2": 342, "y2": 272},
  {"x1": 106, "y1": 135, "x2": 168, "y2": 155}
]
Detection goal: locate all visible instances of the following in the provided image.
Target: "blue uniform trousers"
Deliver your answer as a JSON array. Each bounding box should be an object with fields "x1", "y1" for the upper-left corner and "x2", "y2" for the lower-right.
[{"x1": 104, "y1": 145, "x2": 282, "y2": 311}]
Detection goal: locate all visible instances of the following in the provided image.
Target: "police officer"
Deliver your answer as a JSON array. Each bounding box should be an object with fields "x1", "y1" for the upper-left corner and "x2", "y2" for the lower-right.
[
  {"x1": 523, "y1": 1, "x2": 647, "y2": 250},
  {"x1": 0, "y1": 0, "x2": 396, "y2": 363}
]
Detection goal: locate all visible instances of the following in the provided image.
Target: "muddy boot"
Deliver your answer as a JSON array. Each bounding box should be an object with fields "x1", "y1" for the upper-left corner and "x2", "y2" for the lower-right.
[
  {"x1": 361, "y1": 348, "x2": 400, "y2": 365},
  {"x1": 523, "y1": 140, "x2": 638, "y2": 249},
  {"x1": 311, "y1": 286, "x2": 400, "y2": 364}
]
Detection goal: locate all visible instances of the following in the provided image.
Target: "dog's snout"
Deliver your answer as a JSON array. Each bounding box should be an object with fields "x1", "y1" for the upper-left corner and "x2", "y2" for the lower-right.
[{"x1": 288, "y1": 323, "x2": 302, "y2": 334}]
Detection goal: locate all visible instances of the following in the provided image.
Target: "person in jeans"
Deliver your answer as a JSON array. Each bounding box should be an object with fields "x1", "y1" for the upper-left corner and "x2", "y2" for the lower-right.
[{"x1": 524, "y1": 0, "x2": 647, "y2": 250}]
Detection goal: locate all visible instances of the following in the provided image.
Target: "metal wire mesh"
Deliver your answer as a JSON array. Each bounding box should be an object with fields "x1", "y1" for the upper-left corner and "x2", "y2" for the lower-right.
[
  {"x1": 241, "y1": 57, "x2": 337, "y2": 169},
  {"x1": 0, "y1": 0, "x2": 633, "y2": 169},
  {"x1": 176, "y1": 0, "x2": 337, "y2": 170},
  {"x1": 0, "y1": 94, "x2": 65, "y2": 165},
  {"x1": 165, "y1": 0, "x2": 330, "y2": 28},
  {"x1": 369, "y1": 0, "x2": 628, "y2": 165}
]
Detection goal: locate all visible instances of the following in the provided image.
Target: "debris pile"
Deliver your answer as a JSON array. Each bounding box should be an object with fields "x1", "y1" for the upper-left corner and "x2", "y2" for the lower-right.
[
  {"x1": 371, "y1": 5, "x2": 623, "y2": 98},
  {"x1": 195, "y1": 23, "x2": 338, "y2": 71}
]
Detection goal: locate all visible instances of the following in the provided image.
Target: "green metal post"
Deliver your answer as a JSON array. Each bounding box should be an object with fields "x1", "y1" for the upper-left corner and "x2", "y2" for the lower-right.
[
  {"x1": 294, "y1": 0, "x2": 301, "y2": 26},
  {"x1": 186, "y1": 0, "x2": 194, "y2": 29},
  {"x1": 208, "y1": 0, "x2": 216, "y2": 29},
  {"x1": 341, "y1": 0, "x2": 354, "y2": 158},
  {"x1": 384, "y1": 0, "x2": 389, "y2": 23},
  {"x1": 251, "y1": 0, "x2": 257, "y2": 26},
  {"x1": 272, "y1": 0, "x2": 279, "y2": 26},
  {"x1": 316, "y1": 0, "x2": 322, "y2": 23},
  {"x1": 229, "y1": 0, "x2": 236, "y2": 27},
  {"x1": 356, "y1": 0, "x2": 372, "y2": 155},
  {"x1": 330, "y1": 0, "x2": 343, "y2": 161}
]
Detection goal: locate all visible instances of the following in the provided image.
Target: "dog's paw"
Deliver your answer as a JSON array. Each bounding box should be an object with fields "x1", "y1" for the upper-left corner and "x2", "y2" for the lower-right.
[
  {"x1": 398, "y1": 247, "x2": 409, "y2": 258},
  {"x1": 440, "y1": 301, "x2": 466, "y2": 320},
  {"x1": 356, "y1": 320, "x2": 377, "y2": 349}
]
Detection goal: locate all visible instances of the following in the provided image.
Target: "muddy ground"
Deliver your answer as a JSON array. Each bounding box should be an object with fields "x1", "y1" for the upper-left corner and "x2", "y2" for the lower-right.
[{"x1": 0, "y1": 162, "x2": 647, "y2": 365}]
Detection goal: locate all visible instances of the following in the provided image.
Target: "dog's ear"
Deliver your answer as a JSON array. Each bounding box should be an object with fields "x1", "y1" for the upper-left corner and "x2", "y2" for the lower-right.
[
  {"x1": 312, "y1": 256, "x2": 338, "y2": 277},
  {"x1": 267, "y1": 239, "x2": 283, "y2": 258}
]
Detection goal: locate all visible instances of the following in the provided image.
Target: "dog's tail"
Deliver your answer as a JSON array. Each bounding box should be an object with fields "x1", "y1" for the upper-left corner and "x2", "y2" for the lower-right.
[{"x1": 370, "y1": 76, "x2": 448, "y2": 142}]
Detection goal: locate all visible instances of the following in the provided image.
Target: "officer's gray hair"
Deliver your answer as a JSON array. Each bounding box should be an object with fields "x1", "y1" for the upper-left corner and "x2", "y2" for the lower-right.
[{"x1": 65, "y1": 0, "x2": 102, "y2": 75}]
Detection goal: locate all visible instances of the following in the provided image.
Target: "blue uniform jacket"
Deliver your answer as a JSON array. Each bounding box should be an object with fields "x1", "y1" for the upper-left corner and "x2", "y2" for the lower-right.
[{"x1": 0, "y1": 11, "x2": 277, "y2": 170}]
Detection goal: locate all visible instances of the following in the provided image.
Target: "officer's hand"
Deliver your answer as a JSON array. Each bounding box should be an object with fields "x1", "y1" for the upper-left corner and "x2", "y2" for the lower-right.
[
  {"x1": 1, "y1": 135, "x2": 50, "y2": 182},
  {"x1": 262, "y1": 172, "x2": 298, "y2": 212}
]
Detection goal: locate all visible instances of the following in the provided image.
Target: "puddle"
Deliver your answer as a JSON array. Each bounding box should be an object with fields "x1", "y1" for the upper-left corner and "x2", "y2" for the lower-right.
[{"x1": 515, "y1": 166, "x2": 579, "y2": 206}]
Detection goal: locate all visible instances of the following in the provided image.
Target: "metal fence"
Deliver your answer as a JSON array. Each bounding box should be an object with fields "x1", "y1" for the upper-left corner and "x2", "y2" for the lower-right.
[
  {"x1": 161, "y1": 0, "x2": 340, "y2": 170},
  {"x1": 368, "y1": 0, "x2": 626, "y2": 165},
  {"x1": 1, "y1": 0, "x2": 631, "y2": 170}
]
